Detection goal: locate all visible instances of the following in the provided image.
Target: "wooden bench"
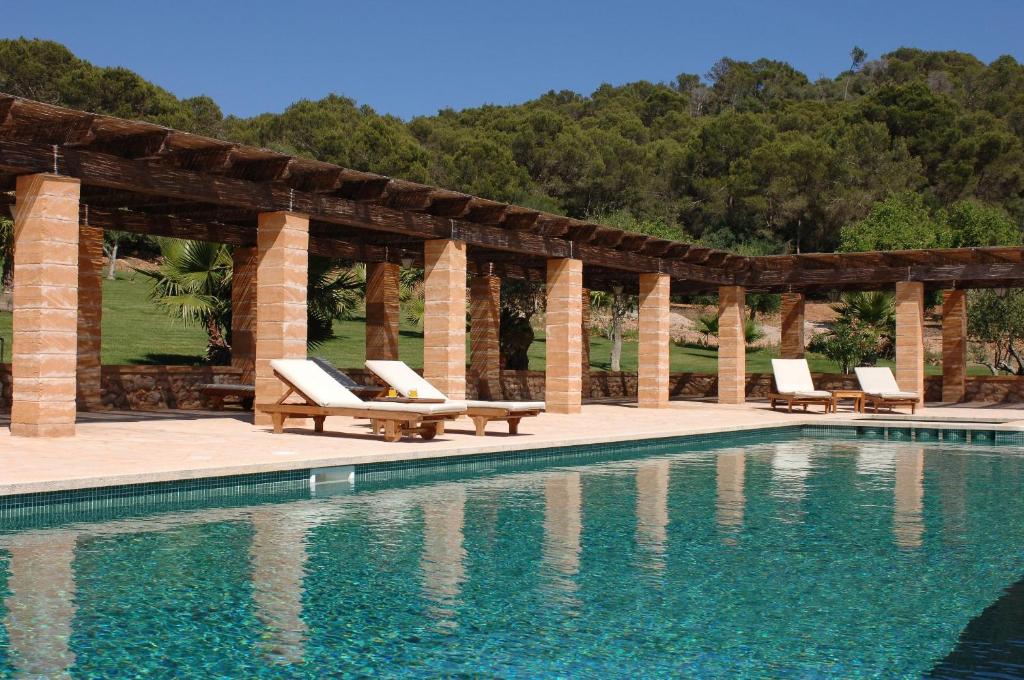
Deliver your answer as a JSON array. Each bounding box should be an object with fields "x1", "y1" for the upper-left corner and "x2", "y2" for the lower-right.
[{"x1": 199, "y1": 384, "x2": 255, "y2": 411}]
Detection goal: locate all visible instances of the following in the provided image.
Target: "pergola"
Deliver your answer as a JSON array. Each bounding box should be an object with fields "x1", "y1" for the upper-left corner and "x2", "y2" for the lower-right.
[{"x1": 0, "y1": 94, "x2": 1019, "y2": 436}]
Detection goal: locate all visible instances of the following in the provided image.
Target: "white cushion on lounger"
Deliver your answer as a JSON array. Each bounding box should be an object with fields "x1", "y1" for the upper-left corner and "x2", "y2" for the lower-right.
[
  {"x1": 363, "y1": 401, "x2": 466, "y2": 415},
  {"x1": 771, "y1": 359, "x2": 822, "y2": 395},
  {"x1": 459, "y1": 400, "x2": 546, "y2": 412},
  {"x1": 855, "y1": 367, "x2": 918, "y2": 398},
  {"x1": 271, "y1": 360, "x2": 465, "y2": 415},
  {"x1": 366, "y1": 360, "x2": 546, "y2": 411},
  {"x1": 365, "y1": 360, "x2": 447, "y2": 400},
  {"x1": 271, "y1": 359, "x2": 363, "y2": 407},
  {"x1": 793, "y1": 390, "x2": 832, "y2": 399}
]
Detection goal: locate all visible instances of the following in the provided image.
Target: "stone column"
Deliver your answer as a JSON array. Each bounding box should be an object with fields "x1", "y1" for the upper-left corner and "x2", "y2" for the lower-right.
[
  {"x1": 77, "y1": 224, "x2": 104, "y2": 410},
  {"x1": 581, "y1": 288, "x2": 591, "y2": 399},
  {"x1": 255, "y1": 212, "x2": 308, "y2": 425},
  {"x1": 895, "y1": 281, "x2": 925, "y2": 405},
  {"x1": 11, "y1": 174, "x2": 81, "y2": 437},
  {"x1": 365, "y1": 261, "x2": 401, "y2": 361},
  {"x1": 941, "y1": 289, "x2": 967, "y2": 403},
  {"x1": 423, "y1": 239, "x2": 467, "y2": 399},
  {"x1": 717, "y1": 285, "x2": 746, "y2": 405},
  {"x1": 779, "y1": 292, "x2": 805, "y2": 359},
  {"x1": 231, "y1": 246, "x2": 257, "y2": 384},
  {"x1": 469, "y1": 275, "x2": 501, "y2": 400},
  {"x1": 638, "y1": 273, "x2": 671, "y2": 408},
  {"x1": 545, "y1": 258, "x2": 583, "y2": 414}
]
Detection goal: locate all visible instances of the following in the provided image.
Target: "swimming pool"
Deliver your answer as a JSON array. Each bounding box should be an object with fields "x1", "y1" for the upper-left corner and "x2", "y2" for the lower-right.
[{"x1": 1, "y1": 435, "x2": 1023, "y2": 677}]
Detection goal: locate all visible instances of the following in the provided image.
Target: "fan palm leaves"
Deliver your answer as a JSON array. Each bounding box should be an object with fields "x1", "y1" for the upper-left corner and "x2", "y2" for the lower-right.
[{"x1": 136, "y1": 238, "x2": 362, "y2": 362}]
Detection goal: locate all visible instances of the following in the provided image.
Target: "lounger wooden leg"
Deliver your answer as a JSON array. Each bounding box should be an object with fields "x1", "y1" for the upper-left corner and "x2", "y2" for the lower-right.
[
  {"x1": 271, "y1": 413, "x2": 286, "y2": 434},
  {"x1": 508, "y1": 417, "x2": 521, "y2": 435},
  {"x1": 370, "y1": 419, "x2": 380, "y2": 434},
  {"x1": 313, "y1": 416, "x2": 326, "y2": 433},
  {"x1": 433, "y1": 421, "x2": 445, "y2": 437},
  {"x1": 383, "y1": 420, "x2": 401, "y2": 442},
  {"x1": 911, "y1": 402, "x2": 916, "y2": 415},
  {"x1": 471, "y1": 415, "x2": 488, "y2": 436}
]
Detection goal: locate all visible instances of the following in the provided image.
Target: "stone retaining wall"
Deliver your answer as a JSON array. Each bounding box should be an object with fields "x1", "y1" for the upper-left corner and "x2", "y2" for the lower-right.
[
  {"x1": 1, "y1": 364, "x2": 1023, "y2": 411},
  {"x1": 0, "y1": 365, "x2": 243, "y2": 411}
]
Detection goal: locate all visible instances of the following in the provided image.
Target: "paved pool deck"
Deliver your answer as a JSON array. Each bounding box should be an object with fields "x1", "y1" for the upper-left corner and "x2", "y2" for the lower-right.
[{"x1": 2, "y1": 400, "x2": 1024, "y2": 497}]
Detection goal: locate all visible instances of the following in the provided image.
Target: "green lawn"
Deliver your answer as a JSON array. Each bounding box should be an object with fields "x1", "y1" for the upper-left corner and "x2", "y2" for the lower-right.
[{"x1": 0, "y1": 275, "x2": 988, "y2": 375}]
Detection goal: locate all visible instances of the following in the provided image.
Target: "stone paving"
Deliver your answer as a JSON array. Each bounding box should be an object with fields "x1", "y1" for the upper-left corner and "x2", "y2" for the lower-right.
[{"x1": 1, "y1": 400, "x2": 1023, "y2": 496}]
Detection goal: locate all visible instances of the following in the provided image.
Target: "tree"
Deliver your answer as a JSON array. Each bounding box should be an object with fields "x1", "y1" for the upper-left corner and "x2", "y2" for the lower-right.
[
  {"x1": 946, "y1": 199, "x2": 1020, "y2": 247},
  {"x1": 832, "y1": 291, "x2": 896, "y2": 358},
  {"x1": 968, "y1": 289, "x2": 1024, "y2": 374},
  {"x1": 136, "y1": 239, "x2": 360, "y2": 363},
  {"x1": 839, "y1": 192, "x2": 948, "y2": 252},
  {"x1": 844, "y1": 46, "x2": 867, "y2": 100},
  {"x1": 589, "y1": 288, "x2": 635, "y2": 372},
  {"x1": 808, "y1": 320, "x2": 880, "y2": 374}
]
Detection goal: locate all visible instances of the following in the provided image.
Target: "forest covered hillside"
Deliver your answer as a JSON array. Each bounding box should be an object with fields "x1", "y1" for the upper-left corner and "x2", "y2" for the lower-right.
[{"x1": 1, "y1": 38, "x2": 1023, "y2": 254}]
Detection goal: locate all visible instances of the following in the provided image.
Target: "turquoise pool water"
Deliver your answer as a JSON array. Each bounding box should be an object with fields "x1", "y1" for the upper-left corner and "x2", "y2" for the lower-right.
[{"x1": 1, "y1": 437, "x2": 1024, "y2": 678}]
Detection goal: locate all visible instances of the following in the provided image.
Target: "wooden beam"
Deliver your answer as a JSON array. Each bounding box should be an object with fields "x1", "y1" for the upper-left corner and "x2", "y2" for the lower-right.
[{"x1": 0, "y1": 139, "x2": 734, "y2": 282}]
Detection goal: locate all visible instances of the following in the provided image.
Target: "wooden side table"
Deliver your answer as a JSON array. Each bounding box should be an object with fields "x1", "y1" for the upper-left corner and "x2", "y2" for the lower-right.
[{"x1": 830, "y1": 389, "x2": 864, "y2": 414}]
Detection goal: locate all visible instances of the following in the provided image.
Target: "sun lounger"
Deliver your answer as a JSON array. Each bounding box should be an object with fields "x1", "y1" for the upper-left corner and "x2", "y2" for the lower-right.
[
  {"x1": 259, "y1": 359, "x2": 465, "y2": 441},
  {"x1": 365, "y1": 359, "x2": 545, "y2": 436},
  {"x1": 854, "y1": 366, "x2": 919, "y2": 414},
  {"x1": 769, "y1": 359, "x2": 834, "y2": 413}
]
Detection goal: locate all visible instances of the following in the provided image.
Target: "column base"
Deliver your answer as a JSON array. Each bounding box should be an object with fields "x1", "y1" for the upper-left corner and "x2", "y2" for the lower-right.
[{"x1": 10, "y1": 422, "x2": 76, "y2": 438}]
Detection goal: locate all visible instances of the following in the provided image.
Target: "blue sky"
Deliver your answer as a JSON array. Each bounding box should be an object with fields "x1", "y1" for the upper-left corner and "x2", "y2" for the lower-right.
[{"x1": 4, "y1": 0, "x2": 1023, "y2": 120}]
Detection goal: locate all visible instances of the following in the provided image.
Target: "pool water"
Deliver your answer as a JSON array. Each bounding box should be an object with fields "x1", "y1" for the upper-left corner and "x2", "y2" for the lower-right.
[{"x1": 1, "y1": 438, "x2": 1024, "y2": 678}]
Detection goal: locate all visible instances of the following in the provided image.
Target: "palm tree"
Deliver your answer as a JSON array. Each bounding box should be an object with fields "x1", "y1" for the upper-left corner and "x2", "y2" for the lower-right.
[
  {"x1": 832, "y1": 291, "x2": 895, "y2": 357},
  {"x1": 135, "y1": 239, "x2": 233, "y2": 363},
  {"x1": 137, "y1": 238, "x2": 361, "y2": 362}
]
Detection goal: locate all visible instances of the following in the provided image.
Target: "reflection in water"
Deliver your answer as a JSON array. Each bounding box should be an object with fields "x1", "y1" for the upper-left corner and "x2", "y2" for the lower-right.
[
  {"x1": 636, "y1": 461, "x2": 669, "y2": 572},
  {"x1": 250, "y1": 510, "x2": 309, "y2": 664},
  {"x1": 420, "y1": 489, "x2": 467, "y2": 626},
  {"x1": 543, "y1": 472, "x2": 582, "y2": 595},
  {"x1": 894, "y1": 448, "x2": 925, "y2": 549},
  {"x1": 939, "y1": 454, "x2": 967, "y2": 546},
  {"x1": 856, "y1": 449, "x2": 896, "y2": 477},
  {"x1": 771, "y1": 450, "x2": 812, "y2": 512},
  {"x1": 716, "y1": 451, "x2": 746, "y2": 538},
  {"x1": 4, "y1": 535, "x2": 77, "y2": 678}
]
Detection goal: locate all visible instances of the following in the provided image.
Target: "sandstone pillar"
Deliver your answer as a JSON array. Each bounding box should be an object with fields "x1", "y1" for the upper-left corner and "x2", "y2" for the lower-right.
[
  {"x1": 779, "y1": 292, "x2": 805, "y2": 359},
  {"x1": 365, "y1": 261, "x2": 401, "y2": 361},
  {"x1": 469, "y1": 275, "x2": 501, "y2": 400},
  {"x1": 941, "y1": 289, "x2": 967, "y2": 403},
  {"x1": 423, "y1": 240, "x2": 467, "y2": 399},
  {"x1": 232, "y1": 246, "x2": 257, "y2": 384},
  {"x1": 638, "y1": 273, "x2": 671, "y2": 408},
  {"x1": 717, "y1": 285, "x2": 746, "y2": 404},
  {"x1": 11, "y1": 174, "x2": 81, "y2": 436},
  {"x1": 255, "y1": 212, "x2": 308, "y2": 425},
  {"x1": 895, "y1": 281, "x2": 925, "y2": 405},
  {"x1": 545, "y1": 258, "x2": 583, "y2": 414},
  {"x1": 77, "y1": 224, "x2": 104, "y2": 410}
]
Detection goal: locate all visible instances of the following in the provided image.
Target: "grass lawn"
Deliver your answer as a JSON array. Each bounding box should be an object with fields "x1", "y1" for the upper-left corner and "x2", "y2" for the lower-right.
[{"x1": 0, "y1": 275, "x2": 989, "y2": 376}]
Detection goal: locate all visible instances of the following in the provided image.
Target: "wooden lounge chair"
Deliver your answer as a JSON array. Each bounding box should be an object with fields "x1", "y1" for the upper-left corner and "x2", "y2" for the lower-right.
[
  {"x1": 199, "y1": 383, "x2": 254, "y2": 411},
  {"x1": 259, "y1": 360, "x2": 465, "y2": 441},
  {"x1": 365, "y1": 360, "x2": 545, "y2": 436},
  {"x1": 769, "y1": 359, "x2": 834, "y2": 413},
  {"x1": 854, "y1": 367, "x2": 919, "y2": 414}
]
